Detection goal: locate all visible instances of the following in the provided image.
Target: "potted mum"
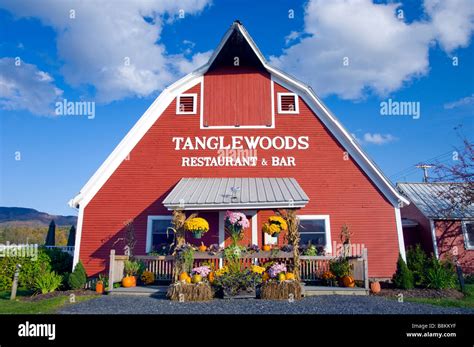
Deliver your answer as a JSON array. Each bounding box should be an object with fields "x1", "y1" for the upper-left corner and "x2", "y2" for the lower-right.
[
  {"x1": 262, "y1": 216, "x2": 288, "y2": 239},
  {"x1": 184, "y1": 217, "x2": 209, "y2": 239},
  {"x1": 224, "y1": 211, "x2": 250, "y2": 246}
]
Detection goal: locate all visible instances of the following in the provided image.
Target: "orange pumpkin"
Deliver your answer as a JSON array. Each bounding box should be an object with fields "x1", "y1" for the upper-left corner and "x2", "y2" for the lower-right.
[
  {"x1": 262, "y1": 272, "x2": 270, "y2": 282},
  {"x1": 95, "y1": 281, "x2": 104, "y2": 294},
  {"x1": 208, "y1": 271, "x2": 215, "y2": 284},
  {"x1": 285, "y1": 272, "x2": 296, "y2": 281},
  {"x1": 341, "y1": 275, "x2": 355, "y2": 288},
  {"x1": 185, "y1": 276, "x2": 191, "y2": 284},
  {"x1": 122, "y1": 275, "x2": 136, "y2": 288},
  {"x1": 263, "y1": 245, "x2": 271, "y2": 252},
  {"x1": 370, "y1": 281, "x2": 381, "y2": 294},
  {"x1": 179, "y1": 272, "x2": 190, "y2": 282},
  {"x1": 198, "y1": 242, "x2": 207, "y2": 252}
]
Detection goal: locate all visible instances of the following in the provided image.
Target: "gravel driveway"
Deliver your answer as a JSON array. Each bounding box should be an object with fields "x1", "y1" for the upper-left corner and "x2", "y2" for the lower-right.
[{"x1": 58, "y1": 295, "x2": 474, "y2": 314}]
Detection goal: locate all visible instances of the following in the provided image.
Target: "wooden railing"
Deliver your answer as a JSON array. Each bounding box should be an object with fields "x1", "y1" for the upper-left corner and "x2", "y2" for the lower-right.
[{"x1": 109, "y1": 249, "x2": 369, "y2": 291}]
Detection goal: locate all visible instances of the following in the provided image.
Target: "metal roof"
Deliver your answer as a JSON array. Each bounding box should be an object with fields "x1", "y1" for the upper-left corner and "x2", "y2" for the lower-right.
[
  {"x1": 163, "y1": 177, "x2": 309, "y2": 210},
  {"x1": 397, "y1": 182, "x2": 474, "y2": 219}
]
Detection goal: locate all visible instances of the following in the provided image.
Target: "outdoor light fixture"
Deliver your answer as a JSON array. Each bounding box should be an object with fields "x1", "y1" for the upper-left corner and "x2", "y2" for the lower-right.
[{"x1": 230, "y1": 186, "x2": 241, "y2": 200}]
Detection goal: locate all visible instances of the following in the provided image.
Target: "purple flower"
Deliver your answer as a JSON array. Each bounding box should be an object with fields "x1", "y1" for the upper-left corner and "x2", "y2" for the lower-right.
[
  {"x1": 192, "y1": 266, "x2": 211, "y2": 277},
  {"x1": 268, "y1": 263, "x2": 287, "y2": 278},
  {"x1": 224, "y1": 211, "x2": 250, "y2": 228}
]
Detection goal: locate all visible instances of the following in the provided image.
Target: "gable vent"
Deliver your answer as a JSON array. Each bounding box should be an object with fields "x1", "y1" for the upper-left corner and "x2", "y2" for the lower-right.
[
  {"x1": 278, "y1": 93, "x2": 299, "y2": 114},
  {"x1": 176, "y1": 94, "x2": 197, "y2": 114}
]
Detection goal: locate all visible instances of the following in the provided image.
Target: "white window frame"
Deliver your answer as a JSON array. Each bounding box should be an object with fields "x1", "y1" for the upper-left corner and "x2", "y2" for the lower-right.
[
  {"x1": 462, "y1": 220, "x2": 474, "y2": 250},
  {"x1": 176, "y1": 93, "x2": 197, "y2": 115},
  {"x1": 277, "y1": 92, "x2": 299, "y2": 114},
  {"x1": 146, "y1": 215, "x2": 173, "y2": 253},
  {"x1": 298, "y1": 215, "x2": 332, "y2": 254}
]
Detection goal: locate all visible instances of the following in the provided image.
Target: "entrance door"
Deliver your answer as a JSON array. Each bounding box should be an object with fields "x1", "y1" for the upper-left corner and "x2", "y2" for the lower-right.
[{"x1": 220, "y1": 211, "x2": 257, "y2": 247}]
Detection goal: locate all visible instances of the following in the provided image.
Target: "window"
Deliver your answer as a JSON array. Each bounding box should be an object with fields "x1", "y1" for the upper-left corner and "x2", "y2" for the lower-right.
[
  {"x1": 298, "y1": 215, "x2": 331, "y2": 251},
  {"x1": 176, "y1": 94, "x2": 197, "y2": 114},
  {"x1": 146, "y1": 216, "x2": 173, "y2": 253},
  {"x1": 277, "y1": 93, "x2": 299, "y2": 114},
  {"x1": 463, "y1": 221, "x2": 474, "y2": 250}
]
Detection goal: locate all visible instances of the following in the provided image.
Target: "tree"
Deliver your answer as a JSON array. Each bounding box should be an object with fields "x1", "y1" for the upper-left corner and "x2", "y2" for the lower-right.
[
  {"x1": 67, "y1": 225, "x2": 76, "y2": 247},
  {"x1": 392, "y1": 254, "x2": 414, "y2": 289},
  {"x1": 45, "y1": 220, "x2": 56, "y2": 246},
  {"x1": 68, "y1": 261, "x2": 87, "y2": 290}
]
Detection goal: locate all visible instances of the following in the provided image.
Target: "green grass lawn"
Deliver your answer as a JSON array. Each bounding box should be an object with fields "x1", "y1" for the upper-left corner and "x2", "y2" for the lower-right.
[
  {"x1": 405, "y1": 284, "x2": 474, "y2": 309},
  {"x1": 0, "y1": 290, "x2": 98, "y2": 314}
]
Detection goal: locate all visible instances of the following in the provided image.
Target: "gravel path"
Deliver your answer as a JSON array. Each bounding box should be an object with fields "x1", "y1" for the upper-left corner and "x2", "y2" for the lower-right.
[{"x1": 58, "y1": 295, "x2": 474, "y2": 315}]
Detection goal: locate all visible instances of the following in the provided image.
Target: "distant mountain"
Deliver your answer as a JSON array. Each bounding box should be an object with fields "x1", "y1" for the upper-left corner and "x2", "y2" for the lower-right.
[{"x1": 0, "y1": 207, "x2": 77, "y2": 227}]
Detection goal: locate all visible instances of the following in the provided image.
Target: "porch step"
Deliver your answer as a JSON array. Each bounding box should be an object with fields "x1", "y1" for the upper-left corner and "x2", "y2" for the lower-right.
[
  {"x1": 108, "y1": 285, "x2": 168, "y2": 297},
  {"x1": 303, "y1": 286, "x2": 369, "y2": 296}
]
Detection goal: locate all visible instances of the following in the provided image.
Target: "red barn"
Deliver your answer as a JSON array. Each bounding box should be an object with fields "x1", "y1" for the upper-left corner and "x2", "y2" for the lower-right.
[{"x1": 69, "y1": 21, "x2": 409, "y2": 280}]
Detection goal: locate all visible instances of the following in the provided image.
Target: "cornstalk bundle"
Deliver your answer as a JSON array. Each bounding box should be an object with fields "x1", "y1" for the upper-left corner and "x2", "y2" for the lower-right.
[
  {"x1": 260, "y1": 281, "x2": 302, "y2": 300},
  {"x1": 171, "y1": 210, "x2": 197, "y2": 281},
  {"x1": 281, "y1": 209, "x2": 301, "y2": 281},
  {"x1": 167, "y1": 282, "x2": 213, "y2": 301}
]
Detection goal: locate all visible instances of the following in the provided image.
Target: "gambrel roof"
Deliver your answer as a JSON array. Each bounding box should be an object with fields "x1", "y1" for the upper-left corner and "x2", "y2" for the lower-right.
[{"x1": 69, "y1": 20, "x2": 409, "y2": 209}]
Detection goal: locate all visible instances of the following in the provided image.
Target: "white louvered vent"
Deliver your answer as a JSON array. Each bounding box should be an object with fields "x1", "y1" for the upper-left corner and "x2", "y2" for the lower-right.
[
  {"x1": 278, "y1": 93, "x2": 299, "y2": 114},
  {"x1": 176, "y1": 94, "x2": 197, "y2": 114}
]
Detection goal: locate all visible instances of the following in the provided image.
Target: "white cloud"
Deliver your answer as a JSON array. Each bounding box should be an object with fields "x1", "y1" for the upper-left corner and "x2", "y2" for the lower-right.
[
  {"x1": 362, "y1": 133, "x2": 398, "y2": 145},
  {"x1": 443, "y1": 94, "x2": 474, "y2": 109},
  {"x1": 0, "y1": 58, "x2": 63, "y2": 115},
  {"x1": 270, "y1": 0, "x2": 474, "y2": 100},
  {"x1": 0, "y1": 0, "x2": 211, "y2": 103}
]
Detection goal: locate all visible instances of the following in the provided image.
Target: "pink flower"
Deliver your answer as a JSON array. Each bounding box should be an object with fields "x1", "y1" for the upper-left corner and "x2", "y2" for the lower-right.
[
  {"x1": 192, "y1": 266, "x2": 211, "y2": 277},
  {"x1": 224, "y1": 211, "x2": 250, "y2": 228},
  {"x1": 268, "y1": 263, "x2": 287, "y2": 278}
]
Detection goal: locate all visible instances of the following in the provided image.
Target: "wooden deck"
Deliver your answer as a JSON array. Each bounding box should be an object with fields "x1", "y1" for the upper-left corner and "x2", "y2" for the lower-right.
[{"x1": 108, "y1": 285, "x2": 369, "y2": 297}]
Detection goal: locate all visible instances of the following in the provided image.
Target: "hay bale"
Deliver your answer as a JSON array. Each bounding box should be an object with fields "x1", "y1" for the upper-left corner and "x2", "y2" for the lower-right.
[
  {"x1": 260, "y1": 281, "x2": 302, "y2": 300},
  {"x1": 167, "y1": 281, "x2": 213, "y2": 301}
]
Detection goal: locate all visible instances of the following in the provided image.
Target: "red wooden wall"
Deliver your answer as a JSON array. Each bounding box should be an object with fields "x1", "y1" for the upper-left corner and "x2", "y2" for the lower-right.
[{"x1": 79, "y1": 75, "x2": 401, "y2": 279}]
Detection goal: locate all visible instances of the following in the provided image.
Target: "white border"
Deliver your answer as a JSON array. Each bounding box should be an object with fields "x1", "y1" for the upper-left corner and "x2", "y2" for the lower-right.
[
  {"x1": 297, "y1": 215, "x2": 332, "y2": 254},
  {"x1": 277, "y1": 92, "x2": 299, "y2": 114},
  {"x1": 461, "y1": 221, "x2": 474, "y2": 250},
  {"x1": 394, "y1": 207, "x2": 406, "y2": 261},
  {"x1": 176, "y1": 93, "x2": 197, "y2": 114},
  {"x1": 146, "y1": 215, "x2": 173, "y2": 254}
]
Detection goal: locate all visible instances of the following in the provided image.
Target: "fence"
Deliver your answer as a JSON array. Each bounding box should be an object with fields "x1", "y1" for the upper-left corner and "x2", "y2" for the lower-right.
[{"x1": 109, "y1": 248, "x2": 368, "y2": 291}]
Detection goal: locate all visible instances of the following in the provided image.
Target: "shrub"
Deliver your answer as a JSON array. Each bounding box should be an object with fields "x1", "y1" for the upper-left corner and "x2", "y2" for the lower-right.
[
  {"x1": 406, "y1": 244, "x2": 429, "y2": 287},
  {"x1": 425, "y1": 258, "x2": 457, "y2": 289},
  {"x1": 35, "y1": 271, "x2": 63, "y2": 294},
  {"x1": 392, "y1": 254, "x2": 414, "y2": 289},
  {"x1": 0, "y1": 248, "x2": 51, "y2": 290},
  {"x1": 68, "y1": 261, "x2": 87, "y2": 290},
  {"x1": 329, "y1": 257, "x2": 352, "y2": 278},
  {"x1": 464, "y1": 274, "x2": 474, "y2": 284},
  {"x1": 43, "y1": 247, "x2": 73, "y2": 275}
]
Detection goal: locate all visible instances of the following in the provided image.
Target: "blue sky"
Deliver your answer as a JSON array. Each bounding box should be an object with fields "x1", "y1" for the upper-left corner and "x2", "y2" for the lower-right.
[{"x1": 0, "y1": 0, "x2": 473, "y2": 215}]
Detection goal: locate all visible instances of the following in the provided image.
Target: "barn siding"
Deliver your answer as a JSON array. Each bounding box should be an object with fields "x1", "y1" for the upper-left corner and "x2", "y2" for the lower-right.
[{"x1": 79, "y1": 78, "x2": 400, "y2": 279}]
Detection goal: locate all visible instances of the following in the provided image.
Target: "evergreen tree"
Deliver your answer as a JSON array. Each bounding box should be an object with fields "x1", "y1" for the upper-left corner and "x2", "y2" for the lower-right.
[
  {"x1": 68, "y1": 261, "x2": 87, "y2": 289},
  {"x1": 45, "y1": 220, "x2": 56, "y2": 246},
  {"x1": 67, "y1": 225, "x2": 76, "y2": 247},
  {"x1": 392, "y1": 254, "x2": 414, "y2": 289}
]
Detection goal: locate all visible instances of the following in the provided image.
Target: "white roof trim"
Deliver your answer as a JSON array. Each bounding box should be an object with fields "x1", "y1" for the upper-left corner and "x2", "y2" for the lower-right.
[{"x1": 69, "y1": 21, "x2": 408, "y2": 209}]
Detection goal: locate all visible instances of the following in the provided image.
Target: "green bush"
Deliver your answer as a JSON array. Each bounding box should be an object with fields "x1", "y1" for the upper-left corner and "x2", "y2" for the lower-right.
[
  {"x1": 425, "y1": 258, "x2": 457, "y2": 289},
  {"x1": 406, "y1": 244, "x2": 429, "y2": 287},
  {"x1": 464, "y1": 274, "x2": 474, "y2": 284},
  {"x1": 0, "y1": 248, "x2": 51, "y2": 290},
  {"x1": 392, "y1": 254, "x2": 414, "y2": 289},
  {"x1": 329, "y1": 257, "x2": 352, "y2": 278},
  {"x1": 35, "y1": 271, "x2": 63, "y2": 294},
  {"x1": 67, "y1": 261, "x2": 87, "y2": 290},
  {"x1": 43, "y1": 247, "x2": 73, "y2": 275}
]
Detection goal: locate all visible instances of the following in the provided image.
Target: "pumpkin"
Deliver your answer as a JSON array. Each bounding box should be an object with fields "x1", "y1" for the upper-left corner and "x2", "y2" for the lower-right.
[
  {"x1": 341, "y1": 275, "x2": 355, "y2": 288},
  {"x1": 179, "y1": 272, "x2": 190, "y2": 282},
  {"x1": 192, "y1": 274, "x2": 202, "y2": 284},
  {"x1": 198, "y1": 242, "x2": 207, "y2": 252},
  {"x1": 122, "y1": 275, "x2": 136, "y2": 288},
  {"x1": 263, "y1": 245, "x2": 271, "y2": 252},
  {"x1": 370, "y1": 281, "x2": 381, "y2": 294},
  {"x1": 285, "y1": 272, "x2": 296, "y2": 281},
  {"x1": 95, "y1": 281, "x2": 104, "y2": 294},
  {"x1": 262, "y1": 272, "x2": 270, "y2": 282},
  {"x1": 208, "y1": 271, "x2": 215, "y2": 284},
  {"x1": 185, "y1": 276, "x2": 191, "y2": 284},
  {"x1": 278, "y1": 273, "x2": 286, "y2": 282}
]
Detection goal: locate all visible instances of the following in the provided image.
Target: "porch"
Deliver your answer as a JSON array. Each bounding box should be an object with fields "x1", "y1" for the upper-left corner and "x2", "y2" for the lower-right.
[{"x1": 107, "y1": 248, "x2": 369, "y2": 296}]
